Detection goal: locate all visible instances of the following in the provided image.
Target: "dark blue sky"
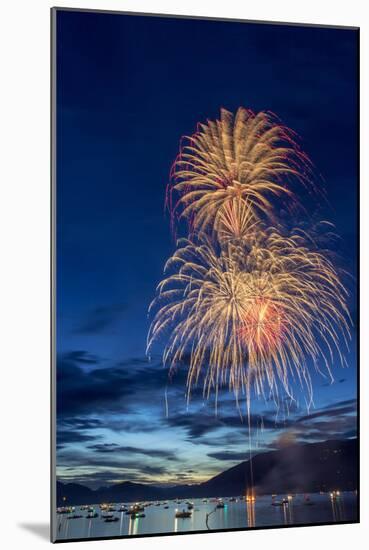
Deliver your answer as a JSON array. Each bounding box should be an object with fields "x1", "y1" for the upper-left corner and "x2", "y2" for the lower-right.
[{"x1": 56, "y1": 10, "x2": 358, "y2": 488}]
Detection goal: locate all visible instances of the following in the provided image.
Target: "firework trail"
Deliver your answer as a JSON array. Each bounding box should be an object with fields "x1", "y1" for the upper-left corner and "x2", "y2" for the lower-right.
[{"x1": 167, "y1": 107, "x2": 314, "y2": 236}]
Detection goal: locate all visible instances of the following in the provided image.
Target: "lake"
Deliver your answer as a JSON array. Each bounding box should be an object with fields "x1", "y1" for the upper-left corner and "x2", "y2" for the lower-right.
[{"x1": 55, "y1": 492, "x2": 358, "y2": 541}]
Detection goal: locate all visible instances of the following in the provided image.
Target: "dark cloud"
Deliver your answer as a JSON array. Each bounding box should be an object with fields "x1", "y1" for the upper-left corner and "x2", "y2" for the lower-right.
[
  {"x1": 164, "y1": 409, "x2": 293, "y2": 441},
  {"x1": 57, "y1": 361, "x2": 129, "y2": 416},
  {"x1": 267, "y1": 399, "x2": 357, "y2": 449},
  {"x1": 57, "y1": 352, "x2": 166, "y2": 417},
  {"x1": 324, "y1": 398, "x2": 357, "y2": 409},
  {"x1": 74, "y1": 303, "x2": 128, "y2": 334},
  {"x1": 57, "y1": 449, "x2": 169, "y2": 476},
  {"x1": 297, "y1": 401, "x2": 356, "y2": 423},
  {"x1": 201, "y1": 432, "x2": 249, "y2": 447},
  {"x1": 57, "y1": 431, "x2": 100, "y2": 446},
  {"x1": 61, "y1": 350, "x2": 101, "y2": 366},
  {"x1": 58, "y1": 470, "x2": 160, "y2": 488},
  {"x1": 60, "y1": 417, "x2": 103, "y2": 430},
  {"x1": 207, "y1": 450, "x2": 250, "y2": 461},
  {"x1": 88, "y1": 443, "x2": 178, "y2": 461}
]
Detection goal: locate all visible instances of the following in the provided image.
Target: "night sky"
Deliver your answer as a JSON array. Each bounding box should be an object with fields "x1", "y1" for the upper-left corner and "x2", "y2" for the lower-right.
[{"x1": 56, "y1": 10, "x2": 358, "y2": 489}]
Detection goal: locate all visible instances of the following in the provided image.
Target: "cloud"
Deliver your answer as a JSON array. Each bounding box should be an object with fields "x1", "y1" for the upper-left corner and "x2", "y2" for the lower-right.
[
  {"x1": 164, "y1": 409, "x2": 292, "y2": 442},
  {"x1": 60, "y1": 417, "x2": 103, "y2": 430},
  {"x1": 201, "y1": 432, "x2": 249, "y2": 447},
  {"x1": 266, "y1": 399, "x2": 357, "y2": 448},
  {"x1": 74, "y1": 303, "x2": 128, "y2": 334},
  {"x1": 57, "y1": 448, "x2": 169, "y2": 475},
  {"x1": 60, "y1": 350, "x2": 101, "y2": 365},
  {"x1": 57, "y1": 352, "x2": 166, "y2": 417},
  {"x1": 88, "y1": 443, "x2": 179, "y2": 461},
  {"x1": 297, "y1": 400, "x2": 356, "y2": 423},
  {"x1": 207, "y1": 450, "x2": 250, "y2": 461},
  {"x1": 57, "y1": 430, "x2": 101, "y2": 446},
  {"x1": 57, "y1": 361, "x2": 129, "y2": 416},
  {"x1": 57, "y1": 469, "x2": 161, "y2": 488}
]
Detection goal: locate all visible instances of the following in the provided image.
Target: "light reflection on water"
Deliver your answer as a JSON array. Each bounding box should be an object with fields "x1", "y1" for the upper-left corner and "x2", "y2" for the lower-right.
[
  {"x1": 246, "y1": 501, "x2": 256, "y2": 528},
  {"x1": 56, "y1": 492, "x2": 357, "y2": 541}
]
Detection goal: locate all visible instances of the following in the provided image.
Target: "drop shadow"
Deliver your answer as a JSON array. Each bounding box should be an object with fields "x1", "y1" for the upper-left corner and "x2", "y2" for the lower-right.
[{"x1": 18, "y1": 522, "x2": 49, "y2": 541}]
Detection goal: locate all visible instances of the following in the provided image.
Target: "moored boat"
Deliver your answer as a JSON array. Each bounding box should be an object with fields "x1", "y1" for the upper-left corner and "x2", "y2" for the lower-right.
[
  {"x1": 175, "y1": 510, "x2": 192, "y2": 518},
  {"x1": 104, "y1": 516, "x2": 119, "y2": 523}
]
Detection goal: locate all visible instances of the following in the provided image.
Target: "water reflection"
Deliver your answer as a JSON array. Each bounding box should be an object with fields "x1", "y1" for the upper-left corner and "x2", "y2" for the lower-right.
[
  {"x1": 55, "y1": 492, "x2": 358, "y2": 540},
  {"x1": 330, "y1": 493, "x2": 345, "y2": 522},
  {"x1": 246, "y1": 500, "x2": 256, "y2": 528},
  {"x1": 282, "y1": 501, "x2": 294, "y2": 525},
  {"x1": 119, "y1": 512, "x2": 124, "y2": 536},
  {"x1": 128, "y1": 517, "x2": 139, "y2": 536}
]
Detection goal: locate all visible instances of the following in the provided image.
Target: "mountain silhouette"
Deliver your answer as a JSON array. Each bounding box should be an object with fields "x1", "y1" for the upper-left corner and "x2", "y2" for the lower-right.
[{"x1": 57, "y1": 438, "x2": 357, "y2": 505}]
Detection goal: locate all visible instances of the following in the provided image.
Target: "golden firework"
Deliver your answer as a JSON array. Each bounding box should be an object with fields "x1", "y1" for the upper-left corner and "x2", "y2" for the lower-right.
[
  {"x1": 147, "y1": 227, "x2": 351, "y2": 410},
  {"x1": 168, "y1": 107, "x2": 313, "y2": 236}
]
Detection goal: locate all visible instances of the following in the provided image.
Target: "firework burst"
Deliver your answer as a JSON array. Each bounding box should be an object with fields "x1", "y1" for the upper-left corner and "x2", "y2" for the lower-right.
[
  {"x1": 147, "y1": 227, "x2": 351, "y2": 411},
  {"x1": 168, "y1": 107, "x2": 314, "y2": 236}
]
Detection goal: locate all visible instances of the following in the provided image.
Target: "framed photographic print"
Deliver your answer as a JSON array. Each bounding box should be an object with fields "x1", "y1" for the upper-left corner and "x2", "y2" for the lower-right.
[{"x1": 51, "y1": 7, "x2": 359, "y2": 543}]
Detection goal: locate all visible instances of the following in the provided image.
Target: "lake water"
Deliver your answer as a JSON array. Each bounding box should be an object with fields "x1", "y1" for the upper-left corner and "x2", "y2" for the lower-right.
[{"x1": 55, "y1": 492, "x2": 357, "y2": 541}]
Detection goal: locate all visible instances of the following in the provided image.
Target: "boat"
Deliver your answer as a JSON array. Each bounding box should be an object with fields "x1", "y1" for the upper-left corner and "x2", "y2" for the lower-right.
[
  {"x1": 100, "y1": 503, "x2": 114, "y2": 511},
  {"x1": 101, "y1": 513, "x2": 114, "y2": 519},
  {"x1": 126, "y1": 504, "x2": 145, "y2": 515},
  {"x1": 175, "y1": 510, "x2": 192, "y2": 518},
  {"x1": 86, "y1": 512, "x2": 98, "y2": 519},
  {"x1": 104, "y1": 516, "x2": 119, "y2": 523},
  {"x1": 271, "y1": 494, "x2": 288, "y2": 506},
  {"x1": 187, "y1": 502, "x2": 194, "y2": 510},
  {"x1": 271, "y1": 499, "x2": 287, "y2": 507},
  {"x1": 131, "y1": 513, "x2": 146, "y2": 519},
  {"x1": 304, "y1": 494, "x2": 315, "y2": 505},
  {"x1": 216, "y1": 501, "x2": 225, "y2": 509},
  {"x1": 57, "y1": 506, "x2": 74, "y2": 515}
]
